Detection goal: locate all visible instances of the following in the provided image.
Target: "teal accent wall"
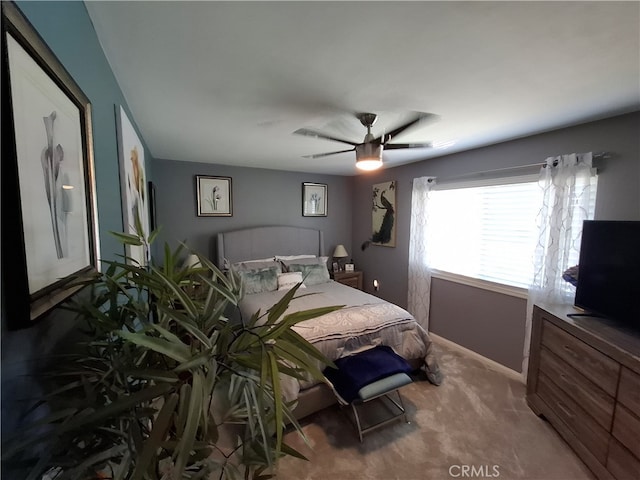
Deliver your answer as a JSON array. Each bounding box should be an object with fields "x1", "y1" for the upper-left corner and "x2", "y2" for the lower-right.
[{"x1": 1, "y1": 1, "x2": 151, "y2": 449}]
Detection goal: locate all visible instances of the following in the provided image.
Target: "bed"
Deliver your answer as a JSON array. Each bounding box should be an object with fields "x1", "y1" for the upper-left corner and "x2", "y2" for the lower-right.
[{"x1": 216, "y1": 226, "x2": 442, "y2": 419}]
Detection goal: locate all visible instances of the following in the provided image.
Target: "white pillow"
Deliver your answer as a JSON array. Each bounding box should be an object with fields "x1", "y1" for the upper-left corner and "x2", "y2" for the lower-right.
[
  {"x1": 275, "y1": 254, "x2": 317, "y2": 261},
  {"x1": 277, "y1": 272, "x2": 307, "y2": 291}
]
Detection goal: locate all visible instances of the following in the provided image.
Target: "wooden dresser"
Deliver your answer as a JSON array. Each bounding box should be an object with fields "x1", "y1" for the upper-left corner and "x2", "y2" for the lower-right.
[{"x1": 527, "y1": 304, "x2": 640, "y2": 480}]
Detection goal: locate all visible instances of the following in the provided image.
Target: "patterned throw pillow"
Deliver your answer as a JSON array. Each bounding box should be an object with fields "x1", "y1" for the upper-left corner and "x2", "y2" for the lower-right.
[
  {"x1": 232, "y1": 260, "x2": 282, "y2": 275},
  {"x1": 238, "y1": 266, "x2": 279, "y2": 294},
  {"x1": 287, "y1": 263, "x2": 330, "y2": 286},
  {"x1": 280, "y1": 256, "x2": 329, "y2": 270},
  {"x1": 277, "y1": 272, "x2": 307, "y2": 291}
]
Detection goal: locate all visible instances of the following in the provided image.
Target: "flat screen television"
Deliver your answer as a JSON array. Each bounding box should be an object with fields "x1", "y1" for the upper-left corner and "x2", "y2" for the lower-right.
[{"x1": 574, "y1": 220, "x2": 640, "y2": 330}]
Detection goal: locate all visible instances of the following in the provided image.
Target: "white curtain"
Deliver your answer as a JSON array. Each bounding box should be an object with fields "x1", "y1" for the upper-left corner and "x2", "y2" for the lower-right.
[
  {"x1": 408, "y1": 176, "x2": 435, "y2": 331},
  {"x1": 523, "y1": 152, "x2": 596, "y2": 377}
]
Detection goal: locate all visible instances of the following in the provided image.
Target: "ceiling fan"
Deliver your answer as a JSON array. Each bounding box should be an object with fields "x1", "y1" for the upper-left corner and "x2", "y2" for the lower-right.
[{"x1": 294, "y1": 112, "x2": 434, "y2": 171}]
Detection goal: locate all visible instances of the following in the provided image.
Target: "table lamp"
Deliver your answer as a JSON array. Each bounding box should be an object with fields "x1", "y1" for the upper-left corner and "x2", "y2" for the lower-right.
[{"x1": 333, "y1": 244, "x2": 349, "y2": 271}]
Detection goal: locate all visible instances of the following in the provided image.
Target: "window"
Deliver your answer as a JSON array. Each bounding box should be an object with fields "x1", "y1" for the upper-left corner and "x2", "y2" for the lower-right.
[{"x1": 425, "y1": 174, "x2": 597, "y2": 289}]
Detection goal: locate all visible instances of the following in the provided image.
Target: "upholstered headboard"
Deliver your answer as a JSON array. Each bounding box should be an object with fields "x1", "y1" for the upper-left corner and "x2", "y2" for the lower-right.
[{"x1": 216, "y1": 226, "x2": 324, "y2": 267}]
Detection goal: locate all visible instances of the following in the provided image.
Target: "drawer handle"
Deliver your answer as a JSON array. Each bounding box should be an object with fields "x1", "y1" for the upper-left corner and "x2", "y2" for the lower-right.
[{"x1": 563, "y1": 345, "x2": 575, "y2": 355}]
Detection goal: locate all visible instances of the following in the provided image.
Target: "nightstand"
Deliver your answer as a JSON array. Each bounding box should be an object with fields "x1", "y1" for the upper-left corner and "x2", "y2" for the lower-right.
[{"x1": 331, "y1": 270, "x2": 363, "y2": 290}]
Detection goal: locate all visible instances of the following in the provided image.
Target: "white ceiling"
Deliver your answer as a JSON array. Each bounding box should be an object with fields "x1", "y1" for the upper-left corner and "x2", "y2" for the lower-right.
[{"x1": 85, "y1": 1, "x2": 640, "y2": 176}]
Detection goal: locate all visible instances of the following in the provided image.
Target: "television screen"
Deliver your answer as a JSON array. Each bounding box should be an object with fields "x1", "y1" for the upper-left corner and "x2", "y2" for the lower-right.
[{"x1": 575, "y1": 220, "x2": 640, "y2": 328}]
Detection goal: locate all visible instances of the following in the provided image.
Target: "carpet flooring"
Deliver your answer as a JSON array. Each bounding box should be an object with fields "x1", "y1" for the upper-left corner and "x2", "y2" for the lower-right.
[{"x1": 275, "y1": 339, "x2": 594, "y2": 480}]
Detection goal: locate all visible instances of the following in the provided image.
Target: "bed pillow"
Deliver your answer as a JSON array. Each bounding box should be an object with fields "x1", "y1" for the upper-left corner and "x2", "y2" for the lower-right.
[
  {"x1": 224, "y1": 256, "x2": 274, "y2": 270},
  {"x1": 238, "y1": 266, "x2": 279, "y2": 294},
  {"x1": 275, "y1": 254, "x2": 317, "y2": 261},
  {"x1": 287, "y1": 263, "x2": 331, "y2": 286},
  {"x1": 280, "y1": 256, "x2": 329, "y2": 271},
  {"x1": 232, "y1": 260, "x2": 282, "y2": 274},
  {"x1": 277, "y1": 272, "x2": 306, "y2": 291}
]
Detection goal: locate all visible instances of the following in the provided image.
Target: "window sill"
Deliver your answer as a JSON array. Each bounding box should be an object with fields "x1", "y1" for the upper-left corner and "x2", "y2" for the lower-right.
[{"x1": 429, "y1": 269, "x2": 528, "y2": 299}]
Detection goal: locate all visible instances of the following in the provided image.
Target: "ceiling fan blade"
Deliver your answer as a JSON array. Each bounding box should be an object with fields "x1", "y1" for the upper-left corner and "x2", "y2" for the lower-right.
[
  {"x1": 294, "y1": 128, "x2": 359, "y2": 146},
  {"x1": 302, "y1": 148, "x2": 355, "y2": 159},
  {"x1": 383, "y1": 142, "x2": 433, "y2": 150},
  {"x1": 377, "y1": 112, "x2": 437, "y2": 144}
]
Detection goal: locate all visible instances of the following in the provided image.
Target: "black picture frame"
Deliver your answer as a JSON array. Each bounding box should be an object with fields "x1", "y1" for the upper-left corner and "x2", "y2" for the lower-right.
[
  {"x1": 196, "y1": 175, "x2": 233, "y2": 217},
  {"x1": 302, "y1": 182, "x2": 327, "y2": 217},
  {"x1": 1, "y1": 2, "x2": 99, "y2": 327},
  {"x1": 148, "y1": 180, "x2": 157, "y2": 232}
]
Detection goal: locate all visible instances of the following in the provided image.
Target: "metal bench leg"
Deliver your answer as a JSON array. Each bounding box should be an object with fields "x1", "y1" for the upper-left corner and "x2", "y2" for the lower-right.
[{"x1": 351, "y1": 403, "x2": 364, "y2": 442}]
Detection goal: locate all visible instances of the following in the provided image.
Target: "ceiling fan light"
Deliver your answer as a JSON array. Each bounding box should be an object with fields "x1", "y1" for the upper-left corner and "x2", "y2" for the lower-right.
[
  {"x1": 356, "y1": 158, "x2": 383, "y2": 171},
  {"x1": 355, "y1": 143, "x2": 383, "y2": 171}
]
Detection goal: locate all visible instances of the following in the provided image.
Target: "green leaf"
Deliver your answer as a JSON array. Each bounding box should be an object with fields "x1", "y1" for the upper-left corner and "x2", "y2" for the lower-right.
[
  {"x1": 127, "y1": 369, "x2": 180, "y2": 383},
  {"x1": 174, "y1": 370, "x2": 204, "y2": 474},
  {"x1": 131, "y1": 393, "x2": 179, "y2": 480},
  {"x1": 268, "y1": 351, "x2": 283, "y2": 463},
  {"x1": 147, "y1": 226, "x2": 162, "y2": 247},
  {"x1": 264, "y1": 283, "x2": 301, "y2": 326},
  {"x1": 119, "y1": 330, "x2": 190, "y2": 363},
  {"x1": 173, "y1": 352, "x2": 211, "y2": 372},
  {"x1": 110, "y1": 231, "x2": 144, "y2": 246},
  {"x1": 169, "y1": 313, "x2": 212, "y2": 349}
]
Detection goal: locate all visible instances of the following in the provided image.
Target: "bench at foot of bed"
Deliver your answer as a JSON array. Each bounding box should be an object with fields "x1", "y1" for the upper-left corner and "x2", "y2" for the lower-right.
[{"x1": 324, "y1": 346, "x2": 414, "y2": 442}]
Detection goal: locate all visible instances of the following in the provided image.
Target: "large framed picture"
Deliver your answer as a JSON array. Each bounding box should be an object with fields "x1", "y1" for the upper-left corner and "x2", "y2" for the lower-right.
[
  {"x1": 372, "y1": 180, "x2": 396, "y2": 247},
  {"x1": 116, "y1": 105, "x2": 149, "y2": 265},
  {"x1": 196, "y1": 175, "x2": 233, "y2": 216},
  {"x1": 1, "y1": 2, "x2": 100, "y2": 326},
  {"x1": 302, "y1": 182, "x2": 327, "y2": 217}
]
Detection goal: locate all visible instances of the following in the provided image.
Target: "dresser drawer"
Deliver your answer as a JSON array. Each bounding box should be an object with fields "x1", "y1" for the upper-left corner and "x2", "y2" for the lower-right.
[
  {"x1": 538, "y1": 372, "x2": 610, "y2": 464},
  {"x1": 539, "y1": 346, "x2": 614, "y2": 430},
  {"x1": 607, "y1": 438, "x2": 640, "y2": 480},
  {"x1": 617, "y1": 367, "x2": 640, "y2": 416},
  {"x1": 612, "y1": 403, "x2": 640, "y2": 459},
  {"x1": 340, "y1": 276, "x2": 360, "y2": 288},
  {"x1": 541, "y1": 320, "x2": 619, "y2": 396}
]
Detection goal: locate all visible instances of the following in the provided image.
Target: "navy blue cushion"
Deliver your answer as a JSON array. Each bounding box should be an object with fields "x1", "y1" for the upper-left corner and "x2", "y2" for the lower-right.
[{"x1": 324, "y1": 346, "x2": 413, "y2": 403}]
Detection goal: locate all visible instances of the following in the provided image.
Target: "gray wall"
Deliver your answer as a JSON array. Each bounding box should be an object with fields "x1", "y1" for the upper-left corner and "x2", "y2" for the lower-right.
[
  {"x1": 352, "y1": 112, "x2": 640, "y2": 371},
  {"x1": 151, "y1": 159, "x2": 354, "y2": 263},
  {"x1": 2, "y1": 1, "x2": 151, "y2": 443}
]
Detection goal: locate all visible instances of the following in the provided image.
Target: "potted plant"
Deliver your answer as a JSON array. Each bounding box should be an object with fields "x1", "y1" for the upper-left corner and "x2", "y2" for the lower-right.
[{"x1": 2, "y1": 228, "x2": 339, "y2": 479}]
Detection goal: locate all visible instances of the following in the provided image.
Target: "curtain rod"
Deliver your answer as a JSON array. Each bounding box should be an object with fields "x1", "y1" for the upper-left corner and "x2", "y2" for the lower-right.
[{"x1": 426, "y1": 151, "x2": 610, "y2": 184}]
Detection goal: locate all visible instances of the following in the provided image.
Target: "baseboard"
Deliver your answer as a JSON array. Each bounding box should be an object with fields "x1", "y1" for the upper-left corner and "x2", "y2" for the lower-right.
[{"x1": 430, "y1": 333, "x2": 525, "y2": 384}]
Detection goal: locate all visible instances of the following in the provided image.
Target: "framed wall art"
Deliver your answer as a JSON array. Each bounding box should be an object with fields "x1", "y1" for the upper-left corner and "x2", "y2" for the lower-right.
[
  {"x1": 116, "y1": 105, "x2": 150, "y2": 265},
  {"x1": 302, "y1": 182, "x2": 327, "y2": 217},
  {"x1": 372, "y1": 180, "x2": 397, "y2": 247},
  {"x1": 197, "y1": 175, "x2": 233, "y2": 216},
  {"x1": 1, "y1": 2, "x2": 100, "y2": 326}
]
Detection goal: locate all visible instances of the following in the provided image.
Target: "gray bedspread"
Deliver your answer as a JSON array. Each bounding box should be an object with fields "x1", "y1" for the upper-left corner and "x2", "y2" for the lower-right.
[{"x1": 238, "y1": 281, "x2": 442, "y2": 401}]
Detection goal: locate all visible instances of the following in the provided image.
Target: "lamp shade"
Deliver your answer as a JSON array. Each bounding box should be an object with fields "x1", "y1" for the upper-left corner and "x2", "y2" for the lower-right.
[
  {"x1": 333, "y1": 244, "x2": 349, "y2": 258},
  {"x1": 184, "y1": 254, "x2": 201, "y2": 268}
]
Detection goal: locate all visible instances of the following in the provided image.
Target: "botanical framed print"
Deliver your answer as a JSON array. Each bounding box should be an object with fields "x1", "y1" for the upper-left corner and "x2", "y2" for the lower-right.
[
  {"x1": 372, "y1": 180, "x2": 397, "y2": 247},
  {"x1": 302, "y1": 182, "x2": 327, "y2": 217},
  {"x1": 116, "y1": 105, "x2": 149, "y2": 266},
  {"x1": 2, "y1": 2, "x2": 99, "y2": 325},
  {"x1": 197, "y1": 175, "x2": 233, "y2": 216}
]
